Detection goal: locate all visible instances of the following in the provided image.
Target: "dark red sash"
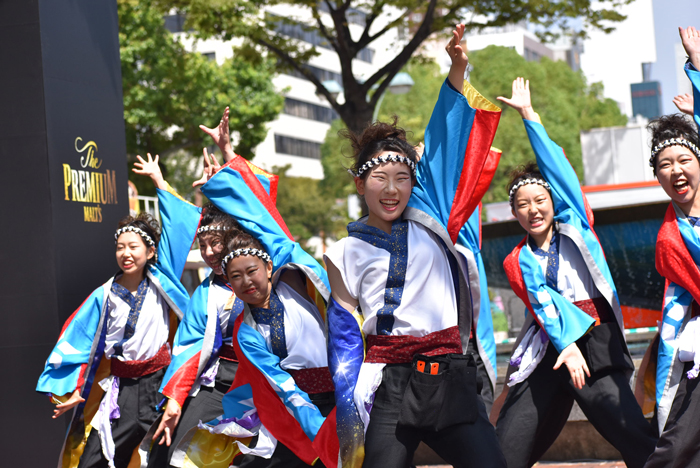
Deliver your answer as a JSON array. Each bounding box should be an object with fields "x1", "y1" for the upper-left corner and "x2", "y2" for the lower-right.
[
  {"x1": 218, "y1": 344, "x2": 238, "y2": 362},
  {"x1": 110, "y1": 343, "x2": 171, "y2": 379},
  {"x1": 365, "y1": 325, "x2": 463, "y2": 364},
  {"x1": 288, "y1": 367, "x2": 335, "y2": 394},
  {"x1": 573, "y1": 297, "x2": 613, "y2": 325}
]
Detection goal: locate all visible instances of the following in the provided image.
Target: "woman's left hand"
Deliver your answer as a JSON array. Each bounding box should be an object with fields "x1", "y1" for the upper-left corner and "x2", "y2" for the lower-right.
[
  {"x1": 553, "y1": 342, "x2": 590, "y2": 390},
  {"x1": 192, "y1": 147, "x2": 222, "y2": 188}
]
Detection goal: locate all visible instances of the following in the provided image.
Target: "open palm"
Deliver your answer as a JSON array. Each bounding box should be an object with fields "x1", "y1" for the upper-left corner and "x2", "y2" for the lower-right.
[{"x1": 680, "y1": 26, "x2": 700, "y2": 69}]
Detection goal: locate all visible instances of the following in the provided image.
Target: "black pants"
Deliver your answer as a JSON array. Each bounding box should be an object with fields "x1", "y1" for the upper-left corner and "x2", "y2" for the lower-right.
[
  {"x1": 79, "y1": 368, "x2": 165, "y2": 468},
  {"x1": 237, "y1": 392, "x2": 336, "y2": 468},
  {"x1": 496, "y1": 340, "x2": 656, "y2": 468},
  {"x1": 475, "y1": 346, "x2": 494, "y2": 415},
  {"x1": 644, "y1": 361, "x2": 700, "y2": 468},
  {"x1": 363, "y1": 342, "x2": 506, "y2": 468},
  {"x1": 148, "y1": 359, "x2": 238, "y2": 468}
]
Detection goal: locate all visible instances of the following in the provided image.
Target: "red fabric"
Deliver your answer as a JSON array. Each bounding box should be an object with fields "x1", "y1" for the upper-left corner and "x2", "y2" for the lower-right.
[
  {"x1": 110, "y1": 343, "x2": 171, "y2": 379},
  {"x1": 447, "y1": 109, "x2": 502, "y2": 243},
  {"x1": 365, "y1": 326, "x2": 463, "y2": 364},
  {"x1": 572, "y1": 297, "x2": 613, "y2": 325},
  {"x1": 220, "y1": 158, "x2": 293, "y2": 240},
  {"x1": 656, "y1": 203, "x2": 700, "y2": 306},
  {"x1": 288, "y1": 367, "x2": 335, "y2": 394},
  {"x1": 218, "y1": 344, "x2": 238, "y2": 362},
  {"x1": 228, "y1": 314, "x2": 328, "y2": 466},
  {"x1": 503, "y1": 238, "x2": 540, "y2": 326},
  {"x1": 312, "y1": 407, "x2": 339, "y2": 468},
  {"x1": 162, "y1": 351, "x2": 201, "y2": 406}
]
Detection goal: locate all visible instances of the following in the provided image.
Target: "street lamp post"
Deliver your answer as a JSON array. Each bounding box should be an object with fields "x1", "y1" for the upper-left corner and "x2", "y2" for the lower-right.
[{"x1": 371, "y1": 72, "x2": 415, "y2": 122}]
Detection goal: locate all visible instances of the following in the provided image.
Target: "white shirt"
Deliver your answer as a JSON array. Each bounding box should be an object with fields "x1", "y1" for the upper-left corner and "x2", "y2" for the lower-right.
[
  {"x1": 529, "y1": 233, "x2": 600, "y2": 303},
  {"x1": 324, "y1": 220, "x2": 458, "y2": 338},
  {"x1": 208, "y1": 279, "x2": 237, "y2": 344},
  {"x1": 104, "y1": 279, "x2": 170, "y2": 362},
  {"x1": 256, "y1": 281, "x2": 328, "y2": 370}
]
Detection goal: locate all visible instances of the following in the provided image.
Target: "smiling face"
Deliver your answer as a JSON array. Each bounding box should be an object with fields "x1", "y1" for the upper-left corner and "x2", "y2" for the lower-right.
[
  {"x1": 355, "y1": 151, "x2": 414, "y2": 233},
  {"x1": 115, "y1": 231, "x2": 154, "y2": 277},
  {"x1": 656, "y1": 145, "x2": 700, "y2": 215},
  {"x1": 199, "y1": 231, "x2": 225, "y2": 275},
  {"x1": 511, "y1": 184, "x2": 555, "y2": 247},
  {"x1": 225, "y1": 255, "x2": 273, "y2": 308}
]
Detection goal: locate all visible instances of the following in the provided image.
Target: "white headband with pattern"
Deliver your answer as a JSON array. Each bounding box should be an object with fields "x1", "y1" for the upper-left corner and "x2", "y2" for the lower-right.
[
  {"x1": 509, "y1": 178, "x2": 552, "y2": 205},
  {"x1": 348, "y1": 153, "x2": 416, "y2": 178},
  {"x1": 649, "y1": 138, "x2": 700, "y2": 167},
  {"x1": 221, "y1": 248, "x2": 271, "y2": 271},
  {"x1": 197, "y1": 225, "x2": 229, "y2": 235},
  {"x1": 114, "y1": 226, "x2": 158, "y2": 262}
]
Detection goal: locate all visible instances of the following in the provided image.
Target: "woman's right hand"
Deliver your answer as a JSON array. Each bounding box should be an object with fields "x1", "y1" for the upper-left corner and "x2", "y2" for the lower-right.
[
  {"x1": 153, "y1": 399, "x2": 182, "y2": 446},
  {"x1": 200, "y1": 107, "x2": 237, "y2": 162},
  {"x1": 553, "y1": 342, "x2": 591, "y2": 390},
  {"x1": 192, "y1": 147, "x2": 222, "y2": 188},
  {"x1": 52, "y1": 389, "x2": 85, "y2": 419},
  {"x1": 680, "y1": 26, "x2": 700, "y2": 71}
]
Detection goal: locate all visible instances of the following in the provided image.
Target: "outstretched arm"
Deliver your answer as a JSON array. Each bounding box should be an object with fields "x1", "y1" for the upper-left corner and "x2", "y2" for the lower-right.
[
  {"x1": 681, "y1": 26, "x2": 700, "y2": 71},
  {"x1": 200, "y1": 107, "x2": 236, "y2": 162},
  {"x1": 133, "y1": 153, "x2": 168, "y2": 191},
  {"x1": 673, "y1": 93, "x2": 694, "y2": 116}
]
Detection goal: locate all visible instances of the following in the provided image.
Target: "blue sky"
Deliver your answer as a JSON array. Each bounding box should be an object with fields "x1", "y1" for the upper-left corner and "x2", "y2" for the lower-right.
[{"x1": 649, "y1": 0, "x2": 700, "y2": 114}]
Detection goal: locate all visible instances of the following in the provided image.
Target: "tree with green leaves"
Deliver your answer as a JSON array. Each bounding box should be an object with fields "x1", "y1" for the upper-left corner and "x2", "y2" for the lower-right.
[
  {"x1": 119, "y1": 0, "x2": 284, "y2": 196},
  {"x1": 150, "y1": 0, "x2": 632, "y2": 135},
  {"x1": 320, "y1": 48, "x2": 626, "y2": 206},
  {"x1": 273, "y1": 165, "x2": 349, "y2": 256}
]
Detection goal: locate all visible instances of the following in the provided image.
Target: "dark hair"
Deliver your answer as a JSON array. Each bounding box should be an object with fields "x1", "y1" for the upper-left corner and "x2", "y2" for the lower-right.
[
  {"x1": 506, "y1": 162, "x2": 547, "y2": 206},
  {"x1": 340, "y1": 116, "x2": 418, "y2": 179},
  {"x1": 116, "y1": 212, "x2": 160, "y2": 265},
  {"x1": 647, "y1": 114, "x2": 700, "y2": 175},
  {"x1": 220, "y1": 229, "x2": 271, "y2": 270},
  {"x1": 198, "y1": 203, "x2": 240, "y2": 236}
]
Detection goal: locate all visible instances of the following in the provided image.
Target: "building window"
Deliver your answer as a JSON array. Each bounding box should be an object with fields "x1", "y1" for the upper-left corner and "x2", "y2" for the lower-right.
[
  {"x1": 285, "y1": 64, "x2": 344, "y2": 85},
  {"x1": 270, "y1": 14, "x2": 374, "y2": 63},
  {"x1": 284, "y1": 98, "x2": 338, "y2": 123},
  {"x1": 317, "y1": 2, "x2": 367, "y2": 26},
  {"x1": 164, "y1": 14, "x2": 186, "y2": 33},
  {"x1": 202, "y1": 52, "x2": 216, "y2": 61},
  {"x1": 274, "y1": 134, "x2": 322, "y2": 159}
]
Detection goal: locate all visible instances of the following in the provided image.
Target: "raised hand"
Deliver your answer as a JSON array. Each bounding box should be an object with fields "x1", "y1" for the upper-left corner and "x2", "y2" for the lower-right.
[
  {"x1": 553, "y1": 342, "x2": 591, "y2": 390},
  {"x1": 680, "y1": 26, "x2": 700, "y2": 70},
  {"x1": 52, "y1": 389, "x2": 85, "y2": 419},
  {"x1": 133, "y1": 153, "x2": 167, "y2": 190},
  {"x1": 497, "y1": 77, "x2": 540, "y2": 123},
  {"x1": 192, "y1": 147, "x2": 222, "y2": 188},
  {"x1": 200, "y1": 107, "x2": 236, "y2": 162},
  {"x1": 673, "y1": 93, "x2": 694, "y2": 116},
  {"x1": 153, "y1": 399, "x2": 182, "y2": 446},
  {"x1": 446, "y1": 24, "x2": 468, "y2": 91}
]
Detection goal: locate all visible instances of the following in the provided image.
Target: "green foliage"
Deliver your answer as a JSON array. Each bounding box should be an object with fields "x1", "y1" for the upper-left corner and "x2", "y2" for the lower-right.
[
  {"x1": 492, "y1": 311, "x2": 509, "y2": 333},
  {"x1": 467, "y1": 46, "x2": 627, "y2": 203},
  {"x1": 118, "y1": 0, "x2": 283, "y2": 195},
  {"x1": 319, "y1": 119, "x2": 357, "y2": 200},
  {"x1": 273, "y1": 166, "x2": 349, "y2": 253}
]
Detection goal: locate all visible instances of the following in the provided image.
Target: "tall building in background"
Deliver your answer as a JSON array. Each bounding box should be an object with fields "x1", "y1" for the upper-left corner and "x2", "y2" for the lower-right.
[
  {"x1": 631, "y1": 81, "x2": 662, "y2": 119},
  {"x1": 166, "y1": 6, "x2": 400, "y2": 179}
]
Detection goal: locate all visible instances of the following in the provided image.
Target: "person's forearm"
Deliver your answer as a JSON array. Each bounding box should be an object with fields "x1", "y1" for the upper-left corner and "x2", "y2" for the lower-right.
[
  {"x1": 447, "y1": 62, "x2": 467, "y2": 93},
  {"x1": 151, "y1": 174, "x2": 168, "y2": 191},
  {"x1": 520, "y1": 106, "x2": 541, "y2": 124}
]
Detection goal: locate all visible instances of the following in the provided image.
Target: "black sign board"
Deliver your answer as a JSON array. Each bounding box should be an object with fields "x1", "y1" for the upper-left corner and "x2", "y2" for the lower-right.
[{"x1": 0, "y1": 0, "x2": 128, "y2": 463}]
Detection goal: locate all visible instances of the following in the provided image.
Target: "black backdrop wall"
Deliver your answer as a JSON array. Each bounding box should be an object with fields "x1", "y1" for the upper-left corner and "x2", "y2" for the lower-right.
[{"x1": 0, "y1": 1, "x2": 128, "y2": 464}]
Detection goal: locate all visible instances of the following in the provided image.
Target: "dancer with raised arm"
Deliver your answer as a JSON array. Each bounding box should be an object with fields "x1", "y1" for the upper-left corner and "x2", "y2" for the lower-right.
[
  {"x1": 324, "y1": 25, "x2": 505, "y2": 468},
  {"x1": 493, "y1": 77, "x2": 657, "y2": 468},
  {"x1": 188, "y1": 128, "x2": 337, "y2": 467},
  {"x1": 643, "y1": 25, "x2": 700, "y2": 468},
  {"x1": 36, "y1": 162, "x2": 200, "y2": 468}
]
